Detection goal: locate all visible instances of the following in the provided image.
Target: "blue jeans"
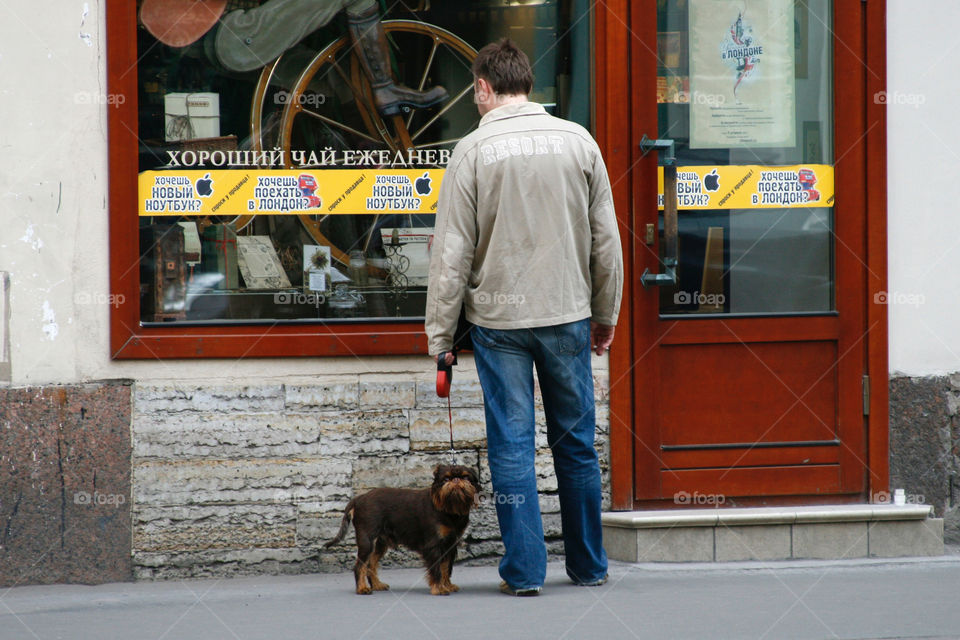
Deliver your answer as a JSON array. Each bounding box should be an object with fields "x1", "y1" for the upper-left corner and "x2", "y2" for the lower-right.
[{"x1": 472, "y1": 318, "x2": 607, "y2": 588}]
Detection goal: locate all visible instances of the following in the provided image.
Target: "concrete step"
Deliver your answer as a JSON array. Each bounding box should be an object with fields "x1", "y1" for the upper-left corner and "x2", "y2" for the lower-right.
[{"x1": 602, "y1": 504, "x2": 944, "y2": 563}]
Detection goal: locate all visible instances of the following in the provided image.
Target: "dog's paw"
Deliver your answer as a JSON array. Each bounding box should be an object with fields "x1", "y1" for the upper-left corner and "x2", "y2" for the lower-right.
[
  {"x1": 429, "y1": 585, "x2": 452, "y2": 596},
  {"x1": 446, "y1": 583, "x2": 460, "y2": 593},
  {"x1": 356, "y1": 585, "x2": 373, "y2": 595},
  {"x1": 372, "y1": 581, "x2": 390, "y2": 591}
]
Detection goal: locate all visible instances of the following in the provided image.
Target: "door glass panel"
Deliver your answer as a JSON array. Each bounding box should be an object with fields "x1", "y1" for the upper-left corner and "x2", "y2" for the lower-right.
[{"x1": 655, "y1": 0, "x2": 834, "y2": 316}]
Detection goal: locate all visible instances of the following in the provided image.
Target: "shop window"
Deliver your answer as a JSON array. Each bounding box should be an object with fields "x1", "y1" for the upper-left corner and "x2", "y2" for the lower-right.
[{"x1": 109, "y1": 0, "x2": 592, "y2": 358}]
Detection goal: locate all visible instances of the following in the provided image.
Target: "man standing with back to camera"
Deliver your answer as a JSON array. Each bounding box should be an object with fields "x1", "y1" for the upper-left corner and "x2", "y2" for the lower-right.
[{"x1": 426, "y1": 39, "x2": 623, "y2": 596}]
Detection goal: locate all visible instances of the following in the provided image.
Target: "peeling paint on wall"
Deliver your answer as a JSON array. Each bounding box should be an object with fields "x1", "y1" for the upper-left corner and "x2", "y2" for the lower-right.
[
  {"x1": 19, "y1": 225, "x2": 43, "y2": 252},
  {"x1": 41, "y1": 301, "x2": 58, "y2": 342},
  {"x1": 79, "y1": 3, "x2": 92, "y2": 47}
]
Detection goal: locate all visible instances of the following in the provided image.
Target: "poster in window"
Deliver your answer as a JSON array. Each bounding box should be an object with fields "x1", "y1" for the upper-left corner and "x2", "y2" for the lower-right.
[{"x1": 688, "y1": 0, "x2": 796, "y2": 149}]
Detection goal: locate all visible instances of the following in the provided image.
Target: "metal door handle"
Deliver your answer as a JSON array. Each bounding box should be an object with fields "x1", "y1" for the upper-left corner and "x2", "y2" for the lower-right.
[{"x1": 639, "y1": 135, "x2": 679, "y2": 288}]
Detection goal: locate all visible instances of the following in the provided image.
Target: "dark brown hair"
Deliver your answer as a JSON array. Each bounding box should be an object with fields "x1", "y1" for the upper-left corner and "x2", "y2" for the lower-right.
[{"x1": 471, "y1": 38, "x2": 534, "y2": 96}]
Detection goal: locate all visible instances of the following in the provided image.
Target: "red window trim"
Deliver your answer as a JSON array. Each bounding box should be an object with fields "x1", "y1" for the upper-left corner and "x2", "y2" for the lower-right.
[{"x1": 107, "y1": 0, "x2": 428, "y2": 359}]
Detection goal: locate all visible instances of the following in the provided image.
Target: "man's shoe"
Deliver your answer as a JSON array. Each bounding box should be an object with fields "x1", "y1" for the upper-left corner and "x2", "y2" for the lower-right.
[
  {"x1": 573, "y1": 574, "x2": 608, "y2": 587},
  {"x1": 499, "y1": 580, "x2": 541, "y2": 596}
]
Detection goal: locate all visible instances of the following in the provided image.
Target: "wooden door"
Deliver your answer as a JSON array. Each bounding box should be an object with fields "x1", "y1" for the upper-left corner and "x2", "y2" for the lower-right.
[{"x1": 609, "y1": 0, "x2": 885, "y2": 507}]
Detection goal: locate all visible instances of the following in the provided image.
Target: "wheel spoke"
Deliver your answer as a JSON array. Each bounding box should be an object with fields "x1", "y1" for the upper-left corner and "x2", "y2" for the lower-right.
[
  {"x1": 416, "y1": 38, "x2": 440, "y2": 92},
  {"x1": 304, "y1": 214, "x2": 332, "y2": 226},
  {"x1": 329, "y1": 57, "x2": 380, "y2": 120},
  {"x1": 411, "y1": 82, "x2": 474, "y2": 142},
  {"x1": 298, "y1": 108, "x2": 381, "y2": 144},
  {"x1": 412, "y1": 137, "x2": 468, "y2": 149},
  {"x1": 406, "y1": 37, "x2": 441, "y2": 130}
]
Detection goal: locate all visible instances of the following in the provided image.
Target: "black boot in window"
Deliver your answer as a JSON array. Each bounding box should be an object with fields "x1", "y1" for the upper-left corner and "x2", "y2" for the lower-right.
[{"x1": 347, "y1": 6, "x2": 449, "y2": 117}]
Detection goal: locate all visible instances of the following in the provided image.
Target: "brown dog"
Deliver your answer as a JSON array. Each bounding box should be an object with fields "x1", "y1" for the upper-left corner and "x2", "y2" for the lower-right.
[{"x1": 325, "y1": 464, "x2": 481, "y2": 595}]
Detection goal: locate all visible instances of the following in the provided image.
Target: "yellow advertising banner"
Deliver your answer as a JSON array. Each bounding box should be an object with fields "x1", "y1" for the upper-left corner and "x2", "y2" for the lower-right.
[
  {"x1": 658, "y1": 165, "x2": 834, "y2": 210},
  {"x1": 138, "y1": 169, "x2": 443, "y2": 217},
  {"x1": 139, "y1": 165, "x2": 829, "y2": 216}
]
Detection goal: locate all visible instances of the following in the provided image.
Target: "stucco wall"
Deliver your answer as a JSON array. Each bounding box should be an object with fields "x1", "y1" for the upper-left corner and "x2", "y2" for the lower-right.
[{"x1": 886, "y1": 1, "x2": 960, "y2": 377}]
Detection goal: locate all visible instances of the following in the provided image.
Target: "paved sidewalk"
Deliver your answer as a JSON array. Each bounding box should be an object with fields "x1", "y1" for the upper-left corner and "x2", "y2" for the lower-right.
[{"x1": 3, "y1": 555, "x2": 960, "y2": 640}]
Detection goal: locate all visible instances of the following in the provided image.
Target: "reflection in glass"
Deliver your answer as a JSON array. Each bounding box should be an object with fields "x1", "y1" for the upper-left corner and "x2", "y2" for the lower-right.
[{"x1": 135, "y1": 0, "x2": 592, "y2": 324}]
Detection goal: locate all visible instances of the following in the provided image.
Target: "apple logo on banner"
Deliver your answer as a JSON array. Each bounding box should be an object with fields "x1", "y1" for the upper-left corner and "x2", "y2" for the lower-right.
[
  {"x1": 703, "y1": 169, "x2": 720, "y2": 192},
  {"x1": 196, "y1": 173, "x2": 214, "y2": 197},
  {"x1": 415, "y1": 172, "x2": 432, "y2": 196}
]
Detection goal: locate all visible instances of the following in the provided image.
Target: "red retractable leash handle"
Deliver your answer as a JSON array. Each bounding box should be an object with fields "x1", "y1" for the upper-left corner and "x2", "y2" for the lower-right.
[{"x1": 436, "y1": 350, "x2": 457, "y2": 398}]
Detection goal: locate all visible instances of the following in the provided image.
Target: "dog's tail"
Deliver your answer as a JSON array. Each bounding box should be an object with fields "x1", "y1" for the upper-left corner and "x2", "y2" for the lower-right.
[{"x1": 324, "y1": 499, "x2": 355, "y2": 548}]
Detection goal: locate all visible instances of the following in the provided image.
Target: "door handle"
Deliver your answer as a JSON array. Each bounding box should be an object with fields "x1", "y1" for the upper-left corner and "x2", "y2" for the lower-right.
[{"x1": 639, "y1": 135, "x2": 679, "y2": 288}]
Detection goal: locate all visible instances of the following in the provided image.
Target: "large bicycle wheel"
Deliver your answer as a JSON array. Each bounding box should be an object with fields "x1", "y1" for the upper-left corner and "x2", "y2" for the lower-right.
[{"x1": 250, "y1": 21, "x2": 478, "y2": 266}]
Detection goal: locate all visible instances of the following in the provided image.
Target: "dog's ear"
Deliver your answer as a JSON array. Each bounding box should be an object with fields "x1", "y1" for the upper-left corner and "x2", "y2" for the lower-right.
[
  {"x1": 433, "y1": 464, "x2": 445, "y2": 480},
  {"x1": 467, "y1": 467, "x2": 480, "y2": 489}
]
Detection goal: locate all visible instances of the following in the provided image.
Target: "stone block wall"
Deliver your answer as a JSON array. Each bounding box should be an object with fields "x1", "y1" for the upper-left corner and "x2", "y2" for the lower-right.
[
  {"x1": 131, "y1": 373, "x2": 611, "y2": 579},
  {"x1": 889, "y1": 374, "x2": 960, "y2": 543}
]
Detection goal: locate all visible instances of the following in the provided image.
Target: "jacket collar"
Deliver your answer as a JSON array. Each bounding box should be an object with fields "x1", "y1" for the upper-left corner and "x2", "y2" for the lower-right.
[{"x1": 479, "y1": 101, "x2": 546, "y2": 127}]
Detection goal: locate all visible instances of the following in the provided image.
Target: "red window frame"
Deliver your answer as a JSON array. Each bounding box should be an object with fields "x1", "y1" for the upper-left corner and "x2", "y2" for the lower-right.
[{"x1": 107, "y1": 0, "x2": 427, "y2": 359}]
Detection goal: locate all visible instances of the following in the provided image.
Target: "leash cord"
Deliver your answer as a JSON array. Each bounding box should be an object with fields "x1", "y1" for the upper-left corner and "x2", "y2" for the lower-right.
[{"x1": 447, "y1": 393, "x2": 454, "y2": 454}]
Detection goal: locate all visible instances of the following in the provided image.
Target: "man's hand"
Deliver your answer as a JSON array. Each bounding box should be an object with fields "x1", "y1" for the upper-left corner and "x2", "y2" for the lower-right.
[
  {"x1": 433, "y1": 352, "x2": 456, "y2": 365},
  {"x1": 591, "y1": 322, "x2": 615, "y2": 356}
]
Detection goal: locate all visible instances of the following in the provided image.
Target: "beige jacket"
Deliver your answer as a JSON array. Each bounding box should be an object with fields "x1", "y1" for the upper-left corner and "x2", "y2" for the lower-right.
[{"x1": 425, "y1": 102, "x2": 623, "y2": 355}]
